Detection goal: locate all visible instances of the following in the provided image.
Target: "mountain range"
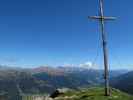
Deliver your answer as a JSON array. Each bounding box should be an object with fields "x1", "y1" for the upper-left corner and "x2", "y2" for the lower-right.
[
  {"x1": 111, "y1": 71, "x2": 133, "y2": 95},
  {"x1": 0, "y1": 65, "x2": 132, "y2": 100}
]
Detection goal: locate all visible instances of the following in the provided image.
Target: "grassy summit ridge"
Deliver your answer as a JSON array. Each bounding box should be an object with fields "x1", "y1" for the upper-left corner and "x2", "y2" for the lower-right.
[{"x1": 54, "y1": 87, "x2": 133, "y2": 100}]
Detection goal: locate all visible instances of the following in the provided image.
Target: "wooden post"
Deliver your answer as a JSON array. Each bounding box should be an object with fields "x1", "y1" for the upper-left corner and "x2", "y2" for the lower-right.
[{"x1": 89, "y1": 0, "x2": 116, "y2": 96}]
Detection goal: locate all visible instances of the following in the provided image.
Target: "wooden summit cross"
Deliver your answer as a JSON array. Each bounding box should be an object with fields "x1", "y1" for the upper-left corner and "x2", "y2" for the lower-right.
[{"x1": 89, "y1": 0, "x2": 116, "y2": 96}]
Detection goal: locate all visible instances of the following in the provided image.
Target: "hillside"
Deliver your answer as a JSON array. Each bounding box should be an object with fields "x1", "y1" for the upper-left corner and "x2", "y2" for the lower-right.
[
  {"x1": 0, "y1": 70, "x2": 55, "y2": 100},
  {"x1": 0, "y1": 66, "x2": 131, "y2": 100},
  {"x1": 111, "y1": 71, "x2": 133, "y2": 95},
  {"x1": 53, "y1": 87, "x2": 133, "y2": 100},
  {"x1": 33, "y1": 69, "x2": 103, "y2": 89}
]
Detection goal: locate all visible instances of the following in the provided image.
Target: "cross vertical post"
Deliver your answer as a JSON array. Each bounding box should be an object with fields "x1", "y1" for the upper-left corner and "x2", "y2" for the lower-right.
[{"x1": 88, "y1": 0, "x2": 116, "y2": 96}]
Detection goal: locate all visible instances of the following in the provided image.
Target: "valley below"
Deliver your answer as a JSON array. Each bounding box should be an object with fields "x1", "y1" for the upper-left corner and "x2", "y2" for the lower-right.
[{"x1": 0, "y1": 65, "x2": 132, "y2": 100}]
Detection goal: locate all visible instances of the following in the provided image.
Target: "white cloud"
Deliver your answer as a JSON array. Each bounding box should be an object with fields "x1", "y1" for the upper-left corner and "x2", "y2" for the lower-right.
[
  {"x1": 60, "y1": 61, "x2": 98, "y2": 69},
  {"x1": 79, "y1": 61, "x2": 98, "y2": 69}
]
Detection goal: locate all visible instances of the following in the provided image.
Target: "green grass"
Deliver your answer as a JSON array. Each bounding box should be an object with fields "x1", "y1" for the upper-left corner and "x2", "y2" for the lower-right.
[{"x1": 55, "y1": 87, "x2": 133, "y2": 100}]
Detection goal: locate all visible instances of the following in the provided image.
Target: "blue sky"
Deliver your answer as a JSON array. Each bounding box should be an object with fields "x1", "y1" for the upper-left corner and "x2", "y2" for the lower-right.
[{"x1": 0, "y1": 0, "x2": 133, "y2": 69}]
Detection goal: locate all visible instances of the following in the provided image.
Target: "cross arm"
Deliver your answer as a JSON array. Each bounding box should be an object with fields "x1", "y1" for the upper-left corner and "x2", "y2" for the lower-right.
[{"x1": 88, "y1": 16, "x2": 116, "y2": 20}]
